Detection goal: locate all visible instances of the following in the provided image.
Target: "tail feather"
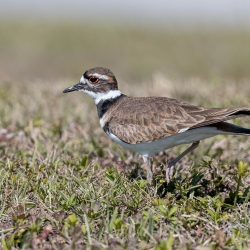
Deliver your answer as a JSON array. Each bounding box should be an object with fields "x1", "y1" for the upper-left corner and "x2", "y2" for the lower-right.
[
  {"x1": 229, "y1": 110, "x2": 250, "y2": 118},
  {"x1": 212, "y1": 121, "x2": 250, "y2": 135}
]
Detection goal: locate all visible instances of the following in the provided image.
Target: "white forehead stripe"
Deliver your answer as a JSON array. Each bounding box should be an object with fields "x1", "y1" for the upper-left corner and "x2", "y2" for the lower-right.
[{"x1": 80, "y1": 75, "x2": 88, "y2": 84}]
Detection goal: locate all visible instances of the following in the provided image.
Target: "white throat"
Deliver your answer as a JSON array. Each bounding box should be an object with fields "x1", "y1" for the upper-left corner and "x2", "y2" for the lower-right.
[{"x1": 80, "y1": 89, "x2": 122, "y2": 104}]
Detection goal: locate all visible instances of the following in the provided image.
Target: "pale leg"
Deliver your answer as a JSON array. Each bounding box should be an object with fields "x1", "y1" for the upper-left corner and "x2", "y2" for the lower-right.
[
  {"x1": 142, "y1": 155, "x2": 153, "y2": 184},
  {"x1": 166, "y1": 141, "x2": 200, "y2": 183}
]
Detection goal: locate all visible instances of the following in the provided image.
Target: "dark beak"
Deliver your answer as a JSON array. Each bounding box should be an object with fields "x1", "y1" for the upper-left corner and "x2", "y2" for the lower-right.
[{"x1": 63, "y1": 82, "x2": 84, "y2": 93}]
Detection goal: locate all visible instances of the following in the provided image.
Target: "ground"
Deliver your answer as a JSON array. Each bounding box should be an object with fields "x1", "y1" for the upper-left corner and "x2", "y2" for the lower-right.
[{"x1": 0, "y1": 22, "x2": 250, "y2": 249}]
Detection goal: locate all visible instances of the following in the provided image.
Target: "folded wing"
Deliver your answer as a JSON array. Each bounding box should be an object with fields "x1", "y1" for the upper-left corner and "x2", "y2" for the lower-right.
[{"x1": 107, "y1": 96, "x2": 250, "y2": 144}]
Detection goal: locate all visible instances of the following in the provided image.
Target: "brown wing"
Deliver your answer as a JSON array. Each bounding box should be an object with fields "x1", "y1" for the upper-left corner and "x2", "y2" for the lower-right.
[{"x1": 106, "y1": 96, "x2": 250, "y2": 144}]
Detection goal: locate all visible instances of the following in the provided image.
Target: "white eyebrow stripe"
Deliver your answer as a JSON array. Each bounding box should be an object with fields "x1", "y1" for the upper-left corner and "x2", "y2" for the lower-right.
[
  {"x1": 92, "y1": 73, "x2": 109, "y2": 80},
  {"x1": 80, "y1": 74, "x2": 108, "y2": 84}
]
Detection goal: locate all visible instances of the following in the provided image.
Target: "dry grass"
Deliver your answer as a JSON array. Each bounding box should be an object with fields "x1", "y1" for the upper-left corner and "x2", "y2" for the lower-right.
[
  {"x1": 1, "y1": 76, "x2": 250, "y2": 249},
  {"x1": 0, "y1": 21, "x2": 250, "y2": 249}
]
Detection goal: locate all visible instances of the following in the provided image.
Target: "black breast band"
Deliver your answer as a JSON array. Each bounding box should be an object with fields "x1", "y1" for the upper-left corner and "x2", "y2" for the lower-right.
[{"x1": 96, "y1": 94, "x2": 125, "y2": 118}]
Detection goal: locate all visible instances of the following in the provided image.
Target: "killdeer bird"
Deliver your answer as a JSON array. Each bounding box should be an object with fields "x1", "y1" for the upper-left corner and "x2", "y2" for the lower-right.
[{"x1": 63, "y1": 67, "x2": 250, "y2": 184}]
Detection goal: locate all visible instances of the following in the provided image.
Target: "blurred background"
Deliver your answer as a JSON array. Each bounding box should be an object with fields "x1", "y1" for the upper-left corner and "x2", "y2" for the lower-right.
[
  {"x1": 1, "y1": 0, "x2": 250, "y2": 83},
  {"x1": 1, "y1": 0, "x2": 250, "y2": 134},
  {"x1": 1, "y1": 2, "x2": 250, "y2": 247}
]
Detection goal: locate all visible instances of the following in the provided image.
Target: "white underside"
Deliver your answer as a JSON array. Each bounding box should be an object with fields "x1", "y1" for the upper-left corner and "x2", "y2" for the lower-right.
[{"x1": 107, "y1": 126, "x2": 233, "y2": 157}]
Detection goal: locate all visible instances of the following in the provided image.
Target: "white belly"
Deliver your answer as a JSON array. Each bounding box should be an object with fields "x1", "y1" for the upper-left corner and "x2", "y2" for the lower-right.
[{"x1": 107, "y1": 126, "x2": 230, "y2": 156}]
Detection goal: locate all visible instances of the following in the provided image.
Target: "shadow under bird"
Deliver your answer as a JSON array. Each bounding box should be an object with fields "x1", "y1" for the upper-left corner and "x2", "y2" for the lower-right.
[{"x1": 63, "y1": 67, "x2": 250, "y2": 184}]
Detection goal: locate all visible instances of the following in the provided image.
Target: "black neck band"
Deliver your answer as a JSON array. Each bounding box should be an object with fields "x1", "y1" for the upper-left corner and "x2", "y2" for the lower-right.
[{"x1": 96, "y1": 94, "x2": 125, "y2": 118}]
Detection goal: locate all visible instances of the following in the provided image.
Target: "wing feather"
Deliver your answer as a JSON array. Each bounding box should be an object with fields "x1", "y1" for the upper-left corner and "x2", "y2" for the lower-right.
[{"x1": 105, "y1": 96, "x2": 250, "y2": 144}]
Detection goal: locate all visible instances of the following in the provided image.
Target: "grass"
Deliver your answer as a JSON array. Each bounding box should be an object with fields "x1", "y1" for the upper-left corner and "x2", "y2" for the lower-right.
[{"x1": 0, "y1": 20, "x2": 250, "y2": 249}]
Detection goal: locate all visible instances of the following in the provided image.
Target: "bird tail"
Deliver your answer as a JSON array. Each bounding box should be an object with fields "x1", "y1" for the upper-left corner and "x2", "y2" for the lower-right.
[{"x1": 213, "y1": 121, "x2": 250, "y2": 135}]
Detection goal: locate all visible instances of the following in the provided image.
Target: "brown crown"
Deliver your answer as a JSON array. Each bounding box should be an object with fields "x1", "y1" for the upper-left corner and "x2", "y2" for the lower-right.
[{"x1": 84, "y1": 67, "x2": 118, "y2": 91}]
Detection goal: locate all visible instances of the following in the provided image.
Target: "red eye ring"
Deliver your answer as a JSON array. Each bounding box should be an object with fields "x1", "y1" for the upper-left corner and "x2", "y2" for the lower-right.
[{"x1": 89, "y1": 76, "x2": 99, "y2": 84}]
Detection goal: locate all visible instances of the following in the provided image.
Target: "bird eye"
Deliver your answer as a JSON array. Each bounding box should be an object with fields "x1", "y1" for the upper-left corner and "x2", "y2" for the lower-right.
[{"x1": 89, "y1": 76, "x2": 99, "y2": 84}]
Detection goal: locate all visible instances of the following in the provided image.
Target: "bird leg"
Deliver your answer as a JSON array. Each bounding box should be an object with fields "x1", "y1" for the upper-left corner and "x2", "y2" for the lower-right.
[
  {"x1": 166, "y1": 141, "x2": 200, "y2": 183},
  {"x1": 142, "y1": 155, "x2": 153, "y2": 184}
]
